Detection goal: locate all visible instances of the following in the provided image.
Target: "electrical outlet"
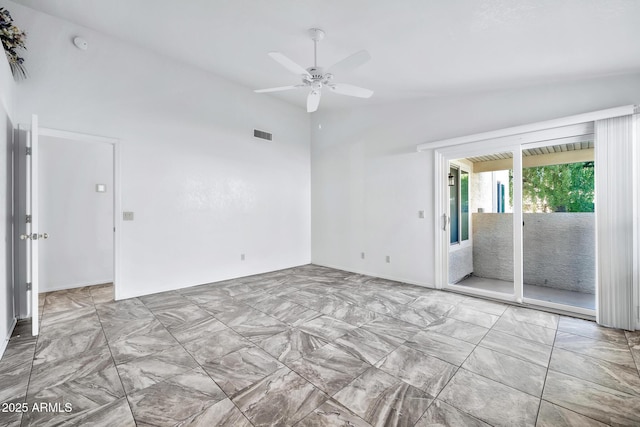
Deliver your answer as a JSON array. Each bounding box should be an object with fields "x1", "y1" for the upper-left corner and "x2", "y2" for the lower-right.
[
  {"x1": 361, "y1": 252, "x2": 365, "y2": 259},
  {"x1": 123, "y1": 211, "x2": 134, "y2": 221},
  {"x1": 386, "y1": 255, "x2": 390, "y2": 263},
  {"x1": 241, "y1": 254, "x2": 245, "y2": 261},
  {"x1": 418, "y1": 210, "x2": 425, "y2": 219}
]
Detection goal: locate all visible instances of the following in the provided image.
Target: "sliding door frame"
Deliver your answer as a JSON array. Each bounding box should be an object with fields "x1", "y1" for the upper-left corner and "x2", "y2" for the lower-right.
[{"x1": 421, "y1": 106, "x2": 636, "y2": 318}]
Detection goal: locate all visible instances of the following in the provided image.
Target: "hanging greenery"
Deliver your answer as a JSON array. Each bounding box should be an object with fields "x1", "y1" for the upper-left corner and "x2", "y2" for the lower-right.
[{"x1": 0, "y1": 7, "x2": 27, "y2": 79}]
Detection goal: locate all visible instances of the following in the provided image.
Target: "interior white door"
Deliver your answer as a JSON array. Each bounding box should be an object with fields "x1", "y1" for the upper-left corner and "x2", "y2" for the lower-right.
[{"x1": 21, "y1": 114, "x2": 40, "y2": 336}]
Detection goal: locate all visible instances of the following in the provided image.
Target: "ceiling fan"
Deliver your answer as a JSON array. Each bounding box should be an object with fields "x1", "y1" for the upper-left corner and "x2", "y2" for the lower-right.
[{"x1": 255, "y1": 28, "x2": 373, "y2": 113}]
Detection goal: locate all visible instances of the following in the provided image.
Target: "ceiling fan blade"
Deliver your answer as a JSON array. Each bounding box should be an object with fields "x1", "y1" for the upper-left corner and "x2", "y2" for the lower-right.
[
  {"x1": 268, "y1": 52, "x2": 311, "y2": 77},
  {"x1": 254, "y1": 85, "x2": 303, "y2": 93},
  {"x1": 307, "y1": 90, "x2": 321, "y2": 113},
  {"x1": 327, "y1": 50, "x2": 371, "y2": 75},
  {"x1": 329, "y1": 83, "x2": 373, "y2": 98}
]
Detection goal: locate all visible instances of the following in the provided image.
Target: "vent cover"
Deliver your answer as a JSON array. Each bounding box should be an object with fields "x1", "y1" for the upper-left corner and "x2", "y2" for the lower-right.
[{"x1": 254, "y1": 129, "x2": 272, "y2": 141}]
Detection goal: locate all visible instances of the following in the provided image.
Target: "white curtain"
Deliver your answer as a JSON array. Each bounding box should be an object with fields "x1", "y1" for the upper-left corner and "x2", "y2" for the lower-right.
[{"x1": 595, "y1": 114, "x2": 637, "y2": 330}]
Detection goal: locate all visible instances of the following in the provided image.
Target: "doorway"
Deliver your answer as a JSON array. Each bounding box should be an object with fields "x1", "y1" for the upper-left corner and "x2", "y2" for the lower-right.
[
  {"x1": 433, "y1": 124, "x2": 597, "y2": 317},
  {"x1": 14, "y1": 124, "x2": 120, "y2": 334}
]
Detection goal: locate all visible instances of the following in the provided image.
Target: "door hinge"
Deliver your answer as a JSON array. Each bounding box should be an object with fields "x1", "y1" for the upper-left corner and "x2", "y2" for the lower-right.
[
  {"x1": 26, "y1": 214, "x2": 32, "y2": 224},
  {"x1": 26, "y1": 282, "x2": 32, "y2": 291},
  {"x1": 26, "y1": 147, "x2": 32, "y2": 155}
]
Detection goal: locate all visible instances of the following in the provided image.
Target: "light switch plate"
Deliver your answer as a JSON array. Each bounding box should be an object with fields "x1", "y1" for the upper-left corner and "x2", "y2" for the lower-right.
[
  {"x1": 96, "y1": 184, "x2": 107, "y2": 193},
  {"x1": 123, "y1": 211, "x2": 134, "y2": 221}
]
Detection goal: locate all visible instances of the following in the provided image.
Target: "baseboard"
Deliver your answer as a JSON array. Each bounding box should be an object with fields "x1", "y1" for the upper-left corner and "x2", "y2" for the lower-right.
[
  {"x1": 0, "y1": 317, "x2": 17, "y2": 360},
  {"x1": 310, "y1": 262, "x2": 436, "y2": 290}
]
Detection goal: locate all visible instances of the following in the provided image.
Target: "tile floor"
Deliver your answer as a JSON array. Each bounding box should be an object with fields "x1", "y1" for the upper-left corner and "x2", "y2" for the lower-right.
[
  {"x1": 455, "y1": 276, "x2": 596, "y2": 310},
  {"x1": 1, "y1": 264, "x2": 639, "y2": 426}
]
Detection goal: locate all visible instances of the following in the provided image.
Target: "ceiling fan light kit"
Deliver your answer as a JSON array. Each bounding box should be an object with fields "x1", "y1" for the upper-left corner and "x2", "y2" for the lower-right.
[{"x1": 255, "y1": 28, "x2": 373, "y2": 113}]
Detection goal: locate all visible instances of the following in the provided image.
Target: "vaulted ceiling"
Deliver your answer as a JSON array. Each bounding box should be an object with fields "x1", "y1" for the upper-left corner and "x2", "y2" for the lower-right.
[{"x1": 13, "y1": 0, "x2": 640, "y2": 111}]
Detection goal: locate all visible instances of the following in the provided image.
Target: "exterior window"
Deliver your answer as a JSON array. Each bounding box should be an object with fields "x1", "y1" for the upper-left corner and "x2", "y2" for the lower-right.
[{"x1": 450, "y1": 166, "x2": 470, "y2": 244}]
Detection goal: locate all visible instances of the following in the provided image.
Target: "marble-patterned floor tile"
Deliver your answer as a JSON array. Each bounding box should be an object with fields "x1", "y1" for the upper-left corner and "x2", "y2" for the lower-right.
[
  {"x1": 333, "y1": 366, "x2": 432, "y2": 427},
  {"x1": 405, "y1": 331, "x2": 476, "y2": 366},
  {"x1": 319, "y1": 300, "x2": 379, "y2": 327},
  {"x1": 375, "y1": 345, "x2": 457, "y2": 397},
  {"x1": 182, "y1": 327, "x2": 253, "y2": 364},
  {"x1": 0, "y1": 404, "x2": 22, "y2": 427},
  {"x1": 438, "y1": 369, "x2": 539, "y2": 427},
  {"x1": 139, "y1": 291, "x2": 186, "y2": 310},
  {"x1": 43, "y1": 290, "x2": 94, "y2": 314},
  {"x1": 128, "y1": 367, "x2": 226, "y2": 426},
  {"x1": 107, "y1": 320, "x2": 178, "y2": 364},
  {"x1": 297, "y1": 399, "x2": 372, "y2": 427},
  {"x1": 34, "y1": 326, "x2": 108, "y2": 365},
  {"x1": 95, "y1": 298, "x2": 154, "y2": 323},
  {"x1": 152, "y1": 302, "x2": 212, "y2": 330},
  {"x1": 333, "y1": 328, "x2": 403, "y2": 365},
  {"x1": 169, "y1": 315, "x2": 227, "y2": 344},
  {"x1": 372, "y1": 290, "x2": 416, "y2": 305},
  {"x1": 462, "y1": 346, "x2": 547, "y2": 397},
  {"x1": 628, "y1": 330, "x2": 640, "y2": 372},
  {"x1": 459, "y1": 297, "x2": 508, "y2": 316},
  {"x1": 255, "y1": 328, "x2": 330, "y2": 363},
  {"x1": 409, "y1": 295, "x2": 456, "y2": 317},
  {"x1": 558, "y1": 316, "x2": 627, "y2": 345},
  {"x1": 25, "y1": 348, "x2": 124, "y2": 425},
  {"x1": 298, "y1": 315, "x2": 359, "y2": 342},
  {"x1": 536, "y1": 400, "x2": 608, "y2": 427},
  {"x1": 423, "y1": 317, "x2": 489, "y2": 344},
  {"x1": 387, "y1": 305, "x2": 441, "y2": 328},
  {"x1": 492, "y1": 314, "x2": 556, "y2": 346},
  {"x1": 479, "y1": 329, "x2": 552, "y2": 367},
  {"x1": 0, "y1": 359, "x2": 32, "y2": 403},
  {"x1": 503, "y1": 306, "x2": 559, "y2": 329},
  {"x1": 225, "y1": 310, "x2": 290, "y2": 343},
  {"x1": 116, "y1": 345, "x2": 198, "y2": 394},
  {"x1": 446, "y1": 304, "x2": 499, "y2": 328},
  {"x1": 40, "y1": 306, "x2": 102, "y2": 337},
  {"x1": 415, "y1": 399, "x2": 490, "y2": 427},
  {"x1": 289, "y1": 343, "x2": 370, "y2": 395},
  {"x1": 232, "y1": 366, "x2": 328, "y2": 427},
  {"x1": 258, "y1": 300, "x2": 322, "y2": 327},
  {"x1": 549, "y1": 347, "x2": 640, "y2": 396},
  {"x1": 179, "y1": 398, "x2": 252, "y2": 427},
  {"x1": 554, "y1": 331, "x2": 636, "y2": 369},
  {"x1": 360, "y1": 314, "x2": 421, "y2": 341},
  {"x1": 543, "y1": 369, "x2": 640, "y2": 426},
  {"x1": 25, "y1": 397, "x2": 135, "y2": 427},
  {"x1": 89, "y1": 283, "x2": 114, "y2": 305},
  {"x1": 203, "y1": 346, "x2": 283, "y2": 397}
]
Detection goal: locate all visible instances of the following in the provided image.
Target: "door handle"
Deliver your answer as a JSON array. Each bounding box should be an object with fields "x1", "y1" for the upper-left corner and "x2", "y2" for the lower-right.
[
  {"x1": 442, "y1": 214, "x2": 448, "y2": 231},
  {"x1": 19, "y1": 232, "x2": 49, "y2": 240}
]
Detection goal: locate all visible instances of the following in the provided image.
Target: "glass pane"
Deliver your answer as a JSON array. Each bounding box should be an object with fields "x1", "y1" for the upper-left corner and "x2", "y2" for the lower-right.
[
  {"x1": 522, "y1": 140, "x2": 595, "y2": 309},
  {"x1": 449, "y1": 153, "x2": 513, "y2": 294},
  {"x1": 461, "y1": 170, "x2": 469, "y2": 241},
  {"x1": 449, "y1": 167, "x2": 459, "y2": 244}
]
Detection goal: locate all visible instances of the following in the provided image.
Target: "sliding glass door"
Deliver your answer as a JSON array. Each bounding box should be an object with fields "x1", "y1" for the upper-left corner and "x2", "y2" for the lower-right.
[
  {"x1": 521, "y1": 138, "x2": 596, "y2": 311},
  {"x1": 447, "y1": 152, "x2": 515, "y2": 299}
]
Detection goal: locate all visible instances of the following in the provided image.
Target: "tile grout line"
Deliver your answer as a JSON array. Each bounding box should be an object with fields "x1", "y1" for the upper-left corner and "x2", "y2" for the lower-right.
[{"x1": 93, "y1": 297, "x2": 140, "y2": 427}]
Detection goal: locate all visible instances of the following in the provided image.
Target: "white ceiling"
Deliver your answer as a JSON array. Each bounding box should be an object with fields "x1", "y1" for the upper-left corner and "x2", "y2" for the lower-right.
[{"x1": 14, "y1": 0, "x2": 640, "y2": 111}]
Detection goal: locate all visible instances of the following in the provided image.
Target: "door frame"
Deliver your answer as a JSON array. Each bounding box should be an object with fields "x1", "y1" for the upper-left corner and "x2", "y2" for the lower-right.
[
  {"x1": 39, "y1": 127, "x2": 122, "y2": 301},
  {"x1": 421, "y1": 106, "x2": 637, "y2": 318},
  {"x1": 21, "y1": 126, "x2": 122, "y2": 320}
]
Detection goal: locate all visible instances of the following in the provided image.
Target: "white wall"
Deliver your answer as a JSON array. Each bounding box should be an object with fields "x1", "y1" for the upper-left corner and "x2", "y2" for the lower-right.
[
  {"x1": 39, "y1": 136, "x2": 113, "y2": 291},
  {"x1": 311, "y1": 73, "x2": 640, "y2": 287},
  {"x1": 0, "y1": 43, "x2": 16, "y2": 356},
  {"x1": 8, "y1": 3, "x2": 310, "y2": 306}
]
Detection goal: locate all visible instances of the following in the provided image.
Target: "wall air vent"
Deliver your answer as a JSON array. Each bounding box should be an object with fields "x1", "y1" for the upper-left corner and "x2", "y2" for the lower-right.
[{"x1": 254, "y1": 129, "x2": 272, "y2": 141}]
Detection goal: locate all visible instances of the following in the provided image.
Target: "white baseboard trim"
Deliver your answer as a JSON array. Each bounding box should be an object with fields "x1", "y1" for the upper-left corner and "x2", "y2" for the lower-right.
[
  {"x1": 310, "y1": 262, "x2": 436, "y2": 290},
  {"x1": 0, "y1": 317, "x2": 17, "y2": 360}
]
